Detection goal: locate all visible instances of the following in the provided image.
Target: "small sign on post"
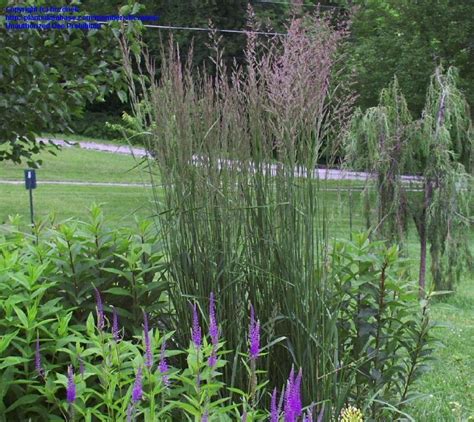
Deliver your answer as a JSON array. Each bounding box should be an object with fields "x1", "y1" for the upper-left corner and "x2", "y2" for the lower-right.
[
  {"x1": 25, "y1": 169, "x2": 37, "y2": 189},
  {"x1": 24, "y1": 169, "x2": 37, "y2": 227}
]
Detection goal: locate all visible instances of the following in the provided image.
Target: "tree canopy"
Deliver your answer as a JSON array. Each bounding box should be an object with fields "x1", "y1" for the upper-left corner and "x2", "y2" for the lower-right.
[
  {"x1": 1, "y1": 0, "x2": 473, "y2": 164},
  {"x1": 0, "y1": 0, "x2": 133, "y2": 165},
  {"x1": 349, "y1": 0, "x2": 474, "y2": 116}
]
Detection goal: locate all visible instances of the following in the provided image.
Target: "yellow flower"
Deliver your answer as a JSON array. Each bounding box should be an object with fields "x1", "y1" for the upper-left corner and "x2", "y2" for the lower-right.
[{"x1": 340, "y1": 405, "x2": 364, "y2": 422}]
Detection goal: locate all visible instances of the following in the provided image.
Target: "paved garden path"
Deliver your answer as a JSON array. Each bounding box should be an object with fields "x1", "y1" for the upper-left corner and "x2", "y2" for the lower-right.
[
  {"x1": 36, "y1": 137, "x2": 149, "y2": 157},
  {"x1": 0, "y1": 137, "x2": 423, "y2": 189},
  {"x1": 37, "y1": 137, "x2": 420, "y2": 182}
]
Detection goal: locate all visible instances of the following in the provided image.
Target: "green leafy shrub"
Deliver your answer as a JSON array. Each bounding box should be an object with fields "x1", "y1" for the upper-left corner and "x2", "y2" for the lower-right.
[
  {"x1": 330, "y1": 233, "x2": 436, "y2": 418},
  {"x1": 0, "y1": 257, "x2": 323, "y2": 421},
  {"x1": 0, "y1": 236, "x2": 78, "y2": 420},
  {"x1": 1, "y1": 205, "x2": 168, "y2": 332}
]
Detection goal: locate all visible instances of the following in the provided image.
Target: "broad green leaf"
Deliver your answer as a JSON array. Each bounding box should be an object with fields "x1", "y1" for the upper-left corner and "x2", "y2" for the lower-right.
[{"x1": 0, "y1": 330, "x2": 19, "y2": 354}]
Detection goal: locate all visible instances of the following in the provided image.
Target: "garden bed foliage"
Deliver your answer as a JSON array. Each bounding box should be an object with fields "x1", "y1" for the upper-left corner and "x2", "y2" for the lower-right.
[{"x1": 0, "y1": 207, "x2": 435, "y2": 420}]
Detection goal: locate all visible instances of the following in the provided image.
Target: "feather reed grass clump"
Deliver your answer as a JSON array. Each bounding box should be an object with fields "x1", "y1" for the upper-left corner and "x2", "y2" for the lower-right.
[
  {"x1": 120, "y1": 9, "x2": 352, "y2": 403},
  {"x1": 120, "y1": 9, "x2": 432, "y2": 419}
]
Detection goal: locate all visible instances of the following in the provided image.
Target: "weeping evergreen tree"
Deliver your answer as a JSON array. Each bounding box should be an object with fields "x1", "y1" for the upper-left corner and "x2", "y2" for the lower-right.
[
  {"x1": 345, "y1": 78, "x2": 415, "y2": 244},
  {"x1": 345, "y1": 66, "x2": 473, "y2": 295},
  {"x1": 416, "y1": 67, "x2": 473, "y2": 293}
]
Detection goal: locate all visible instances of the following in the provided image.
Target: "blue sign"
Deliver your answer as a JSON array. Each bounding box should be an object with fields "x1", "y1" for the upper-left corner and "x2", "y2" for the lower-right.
[{"x1": 24, "y1": 169, "x2": 37, "y2": 189}]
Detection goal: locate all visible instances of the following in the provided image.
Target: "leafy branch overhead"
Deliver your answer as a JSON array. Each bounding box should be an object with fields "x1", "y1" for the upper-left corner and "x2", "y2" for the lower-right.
[{"x1": 0, "y1": 0, "x2": 142, "y2": 166}]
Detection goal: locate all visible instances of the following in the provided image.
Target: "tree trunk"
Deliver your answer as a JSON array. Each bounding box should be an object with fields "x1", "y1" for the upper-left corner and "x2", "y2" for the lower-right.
[
  {"x1": 418, "y1": 216, "x2": 427, "y2": 298},
  {"x1": 417, "y1": 180, "x2": 433, "y2": 298}
]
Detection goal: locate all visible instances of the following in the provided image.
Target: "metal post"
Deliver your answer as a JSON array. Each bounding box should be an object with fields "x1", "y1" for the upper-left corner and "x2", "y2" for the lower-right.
[
  {"x1": 349, "y1": 186, "x2": 353, "y2": 241},
  {"x1": 24, "y1": 169, "x2": 37, "y2": 234},
  {"x1": 29, "y1": 186, "x2": 34, "y2": 227}
]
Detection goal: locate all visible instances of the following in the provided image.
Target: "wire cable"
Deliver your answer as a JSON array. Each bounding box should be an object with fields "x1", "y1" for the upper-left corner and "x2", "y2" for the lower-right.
[
  {"x1": 254, "y1": 1, "x2": 346, "y2": 10},
  {"x1": 97, "y1": 22, "x2": 287, "y2": 36}
]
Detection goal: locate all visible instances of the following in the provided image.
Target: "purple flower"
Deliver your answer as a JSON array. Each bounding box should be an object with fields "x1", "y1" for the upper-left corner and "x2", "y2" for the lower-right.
[
  {"x1": 284, "y1": 368, "x2": 293, "y2": 421},
  {"x1": 208, "y1": 293, "x2": 219, "y2": 368},
  {"x1": 94, "y1": 287, "x2": 104, "y2": 331},
  {"x1": 112, "y1": 306, "x2": 120, "y2": 342},
  {"x1": 66, "y1": 365, "x2": 76, "y2": 403},
  {"x1": 132, "y1": 366, "x2": 143, "y2": 403},
  {"x1": 293, "y1": 369, "x2": 302, "y2": 415},
  {"x1": 284, "y1": 367, "x2": 303, "y2": 422},
  {"x1": 242, "y1": 410, "x2": 247, "y2": 422},
  {"x1": 201, "y1": 411, "x2": 208, "y2": 422},
  {"x1": 208, "y1": 347, "x2": 217, "y2": 368},
  {"x1": 159, "y1": 340, "x2": 169, "y2": 387},
  {"x1": 303, "y1": 408, "x2": 313, "y2": 422},
  {"x1": 35, "y1": 333, "x2": 45, "y2": 378},
  {"x1": 249, "y1": 304, "x2": 260, "y2": 360},
  {"x1": 209, "y1": 292, "x2": 219, "y2": 345},
  {"x1": 143, "y1": 311, "x2": 153, "y2": 369},
  {"x1": 192, "y1": 302, "x2": 202, "y2": 348},
  {"x1": 271, "y1": 388, "x2": 279, "y2": 422}
]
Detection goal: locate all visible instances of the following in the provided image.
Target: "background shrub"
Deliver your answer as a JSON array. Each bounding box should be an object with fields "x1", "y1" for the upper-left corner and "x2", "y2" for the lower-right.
[{"x1": 70, "y1": 111, "x2": 124, "y2": 141}]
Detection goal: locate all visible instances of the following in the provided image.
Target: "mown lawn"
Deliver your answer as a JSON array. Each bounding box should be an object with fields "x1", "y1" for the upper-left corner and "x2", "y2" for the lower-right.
[
  {"x1": 0, "y1": 184, "x2": 155, "y2": 223},
  {"x1": 407, "y1": 276, "x2": 474, "y2": 420},
  {"x1": 1, "y1": 145, "x2": 152, "y2": 184},
  {"x1": 0, "y1": 140, "x2": 159, "y2": 223},
  {"x1": 0, "y1": 137, "x2": 473, "y2": 420}
]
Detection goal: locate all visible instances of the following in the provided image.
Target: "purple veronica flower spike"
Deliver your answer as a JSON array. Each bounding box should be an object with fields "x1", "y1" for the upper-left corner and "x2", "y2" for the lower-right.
[
  {"x1": 201, "y1": 411, "x2": 209, "y2": 422},
  {"x1": 249, "y1": 304, "x2": 260, "y2": 360},
  {"x1": 208, "y1": 347, "x2": 217, "y2": 368},
  {"x1": 284, "y1": 367, "x2": 295, "y2": 422},
  {"x1": 284, "y1": 367, "x2": 303, "y2": 422},
  {"x1": 293, "y1": 368, "x2": 303, "y2": 416},
  {"x1": 271, "y1": 388, "x2": 279, "y2": 422},
  {"x1": 192, "y1": 302, "x2": 202, "y2": 348},
  {"x1": 66, "y1": 365, "x2": 76, "y2": 404},
  {"x1": 112, "y1": 306, "x2": 120, "y2": 342},
  {"x1": 143, "y1": 311, "x2": 153, "y2": 369},
  {"x1": 209, "y1": 292, "x2": 218, "y2": 345},
  {"x1": 35, "y1": 333, "x2": 45, "y2": 378},
  {"x1": 159, "y1": 340, "x2": 169, "y2": 387},
  {"x1": 208, "y1": 292, "x2": 219, "y2": 368},
  {"x1": 94, "y1": 287, "x2": 104, "y2": 331},
  {"x1": 132, "y1": 366, "x2": 143, "y2": 403}
]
